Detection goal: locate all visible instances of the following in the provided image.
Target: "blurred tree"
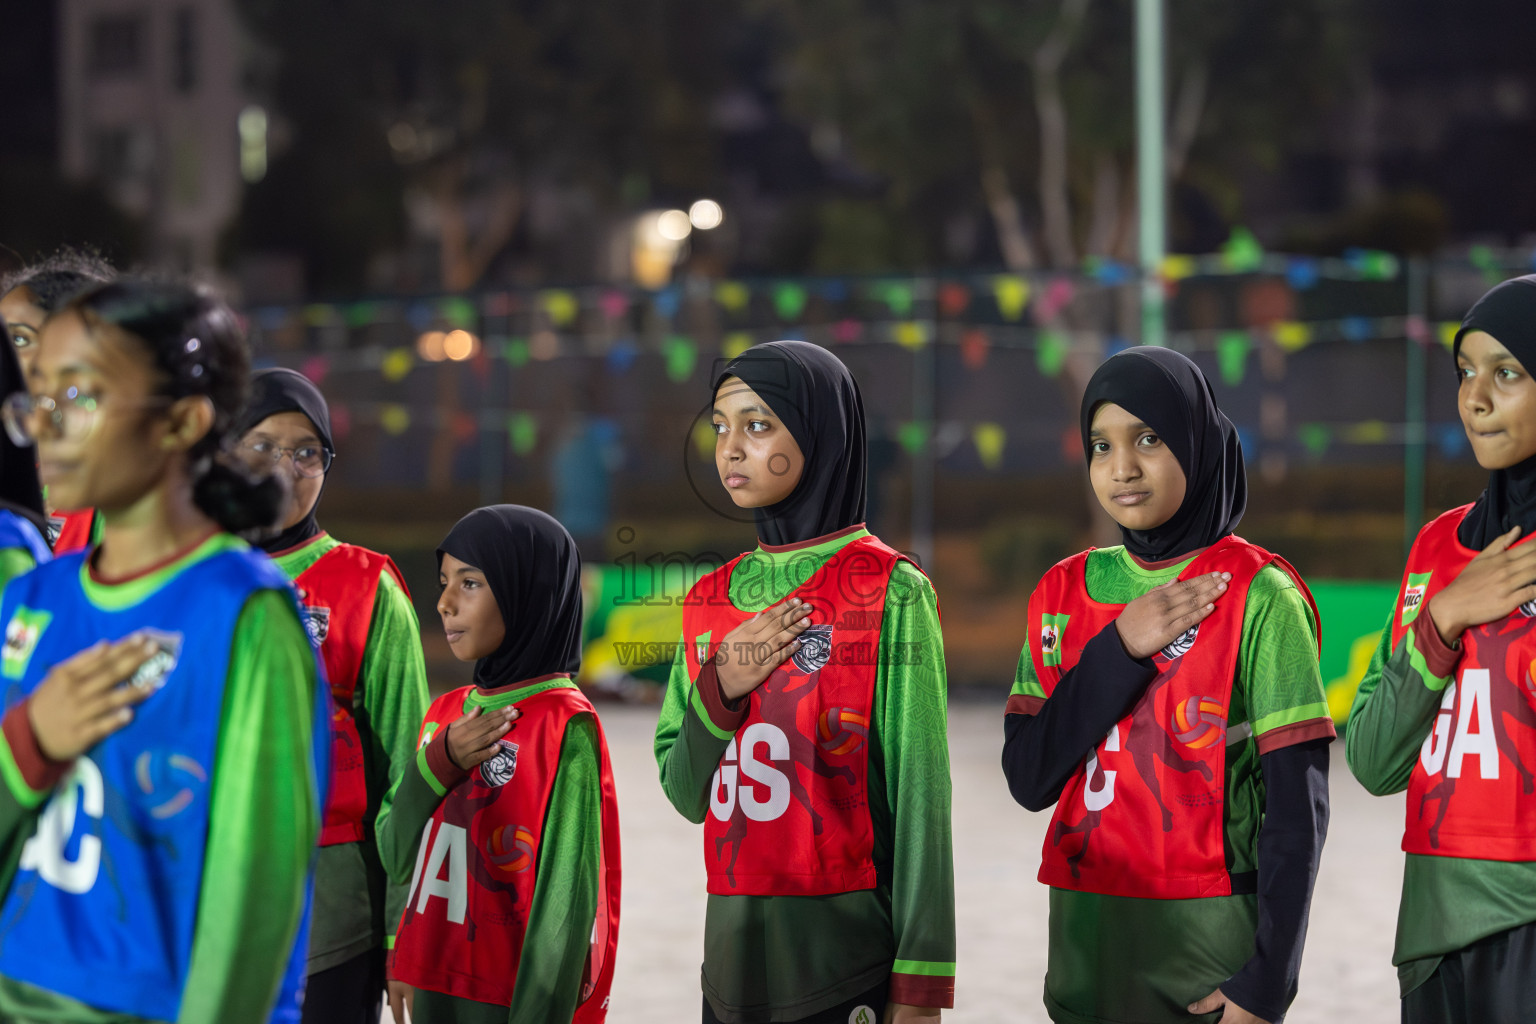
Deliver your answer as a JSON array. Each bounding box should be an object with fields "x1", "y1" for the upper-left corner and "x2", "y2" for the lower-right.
[
  {"x1": 233, "y1": 0, "x2": 733, "y2": 292},
  {"x1": 761, "y1": 0, "x2": 1363, "y2": 270}
]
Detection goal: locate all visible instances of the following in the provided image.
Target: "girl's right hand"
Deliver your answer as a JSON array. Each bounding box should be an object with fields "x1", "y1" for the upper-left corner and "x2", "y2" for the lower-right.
[
  {"x1": 1114, "y1": 572, "x2": 1230, "y2": 660},
  {"x1": 387, "y1": 979, "x2": 414, "y2": 1023},
  {"x1": 28, "y1": 635, "x2": 162, "y2": 762},
  {"x1": 1426, "y1": 526, "x2": 1536, "y2": 645},
  {"x1": 445, "y1": 705, "x2": 521, "y2": 770},
  {"x1": 716, "y1": 597, "x2": 816, "y2": 702}
]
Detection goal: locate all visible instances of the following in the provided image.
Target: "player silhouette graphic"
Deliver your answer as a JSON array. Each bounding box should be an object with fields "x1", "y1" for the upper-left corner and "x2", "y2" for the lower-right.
[{"x1": 713, "y1": 648, "x2": 860, "y2": 888}]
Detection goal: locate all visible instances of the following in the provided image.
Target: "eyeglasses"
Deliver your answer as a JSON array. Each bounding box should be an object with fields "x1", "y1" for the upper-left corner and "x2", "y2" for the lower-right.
[
  {"x1": 241, "y1": 439, "x2": 333, "y2": 478},
  {"x1": 2, "y1": 388, "x2": 127, "y2": 447}
]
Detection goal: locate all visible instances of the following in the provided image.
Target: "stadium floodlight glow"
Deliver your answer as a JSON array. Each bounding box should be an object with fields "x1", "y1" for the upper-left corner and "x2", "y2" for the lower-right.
[
  {"x1": 416, "y1": 330, "x2": 447, "y2": 362},
  {"x1": 657, "y1": 209, "x2": 693, "y2": 242},
  {"x1": 444, "y1": 329, "x2": 478, "y2": 361},
  {"x1": 689, "y1": 199, "x2": 724, "y2": 230}
]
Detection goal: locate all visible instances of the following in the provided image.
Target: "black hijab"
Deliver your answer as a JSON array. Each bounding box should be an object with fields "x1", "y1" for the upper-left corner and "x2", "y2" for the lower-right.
[
  {"x1": 1080, "y1": 347, "x2": 1247, "y2": 562},
  {"x1": 237, "y1": 369, "x2": 333, "y2": 554},
  {"x1": 1453, "y1": 275, "x2": 1536, "y2": 549},
  {"x1": 0, "y1": 320, "x2": 46, "y2": 534},
  {"x1": 713, "y1": 340, "x2": 867, "y2": 546},
  {"x1": 437, "y1": 505, "x2": 584, "y2": 689}
]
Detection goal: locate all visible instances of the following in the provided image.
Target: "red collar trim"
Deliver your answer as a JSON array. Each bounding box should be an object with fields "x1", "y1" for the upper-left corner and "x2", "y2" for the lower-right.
[
  {"x1": 1125, "y1": 545, "x2": 1210, "y2": 572},
  {"x1": 756, "y1": 522, "x2": 867, "y2": 554},
  {"x1": 474, "y1": 672, "x2": 573, "y2": 696},
  {"x1": 89, "y1": 528, "x2": 222, "y2": 586}
]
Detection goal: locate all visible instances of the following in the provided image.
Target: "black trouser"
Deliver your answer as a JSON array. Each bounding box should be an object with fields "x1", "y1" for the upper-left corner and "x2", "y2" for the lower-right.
[
  {"x1": 301, "y1": 948, "x2": 385, "y2": 1024},
  {"x1": 1402, "y1": 920, "x2": 1536, "y2": 1024},
  {"x1": 704, "y1": 980, "x2": 888, "y2": 1024}
]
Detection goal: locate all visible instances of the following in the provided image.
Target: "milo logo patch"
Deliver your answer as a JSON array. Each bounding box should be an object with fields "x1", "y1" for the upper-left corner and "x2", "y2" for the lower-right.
[
  {"x1": 1161, "y1": 624, "x2": 1199, "y2": 660},
  {"x1": 479, "y1": 739, "x2": 519, "y2": 787},
  {"x1": 791, "y1": 624, "x2": 835, "y2": 673},
  {"x1": 127, "y1": 631, "x2": 183, "y2": 693}
]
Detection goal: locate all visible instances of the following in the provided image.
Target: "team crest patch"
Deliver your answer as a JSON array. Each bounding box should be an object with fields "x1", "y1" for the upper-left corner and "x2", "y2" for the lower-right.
[
  {"x1": 301, "y1": 605, "x2": 331, "y2": 645},
  {"x1": 2, "y1": 608, "x2": 51, "y2": 679},
  {"x1": 848, "y1": 1007, "x2": 876, "y2": 1024},
  {"x1": 1521, "y1": 598, "x2": 1536, "y2": 619},
  {"x1": 791, "y1": 624, "x2": 835, "y2": 673},
  {"x1": 695, "y1": 630, "x2": 712, "y2": 666},
  {"x1": 127, "y1": 631, "x2": 183, "y2": 692},
  {"x1": 479, "y1": 739, "x2": 519, "y2": 787},
  {"x1": 1161, "y1": 624, "x2": 1199, "y2": 660},
  {"x1": 45, "y1": 516, "x2": 64, "y2": 546},
  {"x1": 1040, "y1": 612, "x2": 1070, "y2": 668},
  {"x1": 1402, "y1": 573, "x2": 1431, "y2": 626}
]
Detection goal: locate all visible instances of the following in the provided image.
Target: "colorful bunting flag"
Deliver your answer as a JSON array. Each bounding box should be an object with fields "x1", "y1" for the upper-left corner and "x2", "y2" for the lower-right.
[
  {"x1": 300, "y1": 355, "x2": 330, "y2": 385},
  {"x1": 972, "y1": 423, "x2": 1006, "y2": 470},
  {"x1": 692, "y1": 420, "x2": 716, "y2": 460},
  {"x1": 1273, "y1": 322, "x2": 1313, "y2": 352},
  {"x1": 1036, "y1": 330, "x2": 1069, "y2": 378},
  {"x1": 938, "y1": 282, "x2": 971, "y2": 317},
  {"x1": 599, "y1": 290, "x2": 629, "y2": 320},
  {"x1": 441, "y1": 297, "x2": 478, "y2": 329},
  {"x1": 893, "y1": 322, "x2": 930, "y2": 350},
  {"x1": 992, "y1": 276, "x2": 1031, "y2": 321},
  {"x1": 380, "y1": 404, "x2": 411, "y2": 435},
  {"x1": 773, "y1": 283, "x2": 807, "y2": 320},
  {"x1": 1298, "y1": 423, "x2": 1330, "y2": 457},
  {"x1": 875, "y1": 281, "x2": 915, "y2": 317},
  {"x1": 722, "y1": 332, "x2": 753, "y2": 360},
  {"x1": 714, "y1": 281, "x2": 751, "y2": 313},
  {"x1": 663, "y1": 335, "x2": 698, "y2": 382},
  {"x1": 540, "y1": 290, "x2": 578, "y2": 327},
  {"x1": 381, "y1": 348, "x2": 414, "y2": 382},
  {"x1": 832, "y1": 319, "x2": 863, "y2": 344},
  {"x1": 1220, "y1": 227, "x2": 1265, "y2": 273},
  {"x1": 1217, "y1": 332, "x2": 1250, "y2": 386},
  {"x1": 897, "y1": 421, "x2": 930, "y2": 457},
  {"x1": 960, "y1": 328, "x2": 990, "y2": 370},
  {"x1": 508, "y1": 412, "x2": 538, "y2": 455},
  {"x1": 504, "y1": 337, "x2": 531, "y2": 367}
]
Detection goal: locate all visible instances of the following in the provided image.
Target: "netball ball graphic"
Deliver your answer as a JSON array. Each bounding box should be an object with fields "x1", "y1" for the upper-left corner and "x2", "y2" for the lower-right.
[
  {"x1": 1173, "y1": 696, "x2": 1226, "y2": 749},
  {"x1": 134, "y1": 749, "x2": 208, "y2": 820},
  {"x1": 817, "y1": 707, "x2": 869, "y2": 756},
  {"x1": 486, "y1": 823, "x2": 536, "y2": 877}
]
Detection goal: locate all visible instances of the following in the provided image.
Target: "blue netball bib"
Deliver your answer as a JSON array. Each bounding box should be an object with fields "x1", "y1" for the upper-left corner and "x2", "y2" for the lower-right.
[
  {"x1": 0, "y1": 541, "x2": 321, "y2": 1022},
  {"x1": 0, "y1": 510, "x2": 50, "y2": 570}
]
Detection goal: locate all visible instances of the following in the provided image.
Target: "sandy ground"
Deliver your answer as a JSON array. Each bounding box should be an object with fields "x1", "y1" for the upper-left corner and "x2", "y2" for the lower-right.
[{"x1": 392, "y1": 699, "x2": 1406, "y2": 1023}]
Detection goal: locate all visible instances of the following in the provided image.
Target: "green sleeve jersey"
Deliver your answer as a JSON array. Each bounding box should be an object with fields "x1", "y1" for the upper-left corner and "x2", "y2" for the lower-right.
[
  {"x1": 384, "y1": 680, "x2": 604, "y2": 1023},
  {"x1": 1346, "y1": 609, "x2": 1536, "y2": 996},
  {"x1": 654, "y1": 529, "x2": 957, "y2": 1019},
  {"x1": 0, "y1": 549, "x2": 37, "y2": 593},
  {"x1": 0, "y1": 586, "x2": 321, "y2": 1024},
  {"x1": 273, "y1": 533, "x2": 432, "y2": 973},
  {"x1": 1019, "y1": 547, "x2": 1330, "y2": 1024}
]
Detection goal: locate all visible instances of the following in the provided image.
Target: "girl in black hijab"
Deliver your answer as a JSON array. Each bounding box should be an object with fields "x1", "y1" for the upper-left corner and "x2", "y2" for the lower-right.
[
  {"x1": 1348, "y1": 275, "x2": 1536, "y2": 1024},
  {"x1": 235, "y1": 368, "x2": 432, "y2": 1024},
  {"x1": 655, "y1": 341, "x2": 956, "y2": 1023},
  {"x1": 382, "y1": 505, "x2": 621, "y2": 1024},
  {"x1": 1004, "y1": 347, "x2": 1332, "y2": 1024},
  {"x1": 0, "y1": 318, "x2": 51, "y2": 584}
]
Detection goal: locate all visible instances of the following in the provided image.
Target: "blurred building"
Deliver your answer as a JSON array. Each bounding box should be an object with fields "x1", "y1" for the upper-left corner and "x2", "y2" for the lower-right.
[{"x1": 58, "y1": 0, "x2": 246, "y2": 269}]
